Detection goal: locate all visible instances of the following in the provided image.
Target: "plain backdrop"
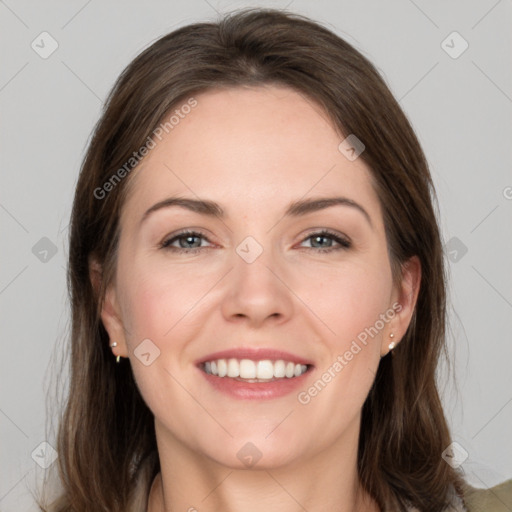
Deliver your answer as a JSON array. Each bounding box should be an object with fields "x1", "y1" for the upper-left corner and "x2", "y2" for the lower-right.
[{"x1": 1, "y1": 1, "x2": 511, "y2": 510}]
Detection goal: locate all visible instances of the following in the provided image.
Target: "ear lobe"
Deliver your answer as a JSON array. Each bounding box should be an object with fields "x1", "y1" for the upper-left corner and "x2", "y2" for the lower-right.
[
  {"x1": 89, "y1": 257, "x2": 128, "y2": 357},
  {"x1": 384, "y1": 256, "x2": 422, "y2": 353}
]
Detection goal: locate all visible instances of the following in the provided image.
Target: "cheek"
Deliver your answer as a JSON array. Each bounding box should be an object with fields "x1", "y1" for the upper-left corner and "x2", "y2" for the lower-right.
[
  {"x1": 293, "y1": 265, "x2": 391, "y2": 441},
  {"x1": 116, "y1": 267, "x2": 204, "y2": 417},
  {"x1": 119, "y1": 260, "x2": 219, "y2": 346},
  {"x1": 298, "y1": 260, "x2": 393, "y2": 346}
]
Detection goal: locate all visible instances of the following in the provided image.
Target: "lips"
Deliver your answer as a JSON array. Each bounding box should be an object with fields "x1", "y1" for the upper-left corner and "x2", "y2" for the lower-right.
[{"x1": 196, "y1": 347, "x2": 315, "y2": 400}]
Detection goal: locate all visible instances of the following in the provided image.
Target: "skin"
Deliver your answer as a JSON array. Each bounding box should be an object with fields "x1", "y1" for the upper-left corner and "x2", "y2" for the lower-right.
[{"x1": 95, "y1": 85, "x2": 421, "y2": 512}]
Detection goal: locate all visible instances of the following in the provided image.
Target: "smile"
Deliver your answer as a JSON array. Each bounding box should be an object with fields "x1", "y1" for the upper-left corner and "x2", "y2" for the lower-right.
[
  {"x1": 202, "y1": 358, "x2": 310, "y2": 381},
  {"x1": 196, "y1": 348, "x2": 314, "y2": 399}
]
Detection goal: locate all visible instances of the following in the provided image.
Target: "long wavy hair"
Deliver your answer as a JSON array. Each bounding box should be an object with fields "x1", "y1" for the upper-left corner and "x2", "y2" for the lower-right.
[{"x1": 37, "y1": 8, "x2": 467, "y2": 511}]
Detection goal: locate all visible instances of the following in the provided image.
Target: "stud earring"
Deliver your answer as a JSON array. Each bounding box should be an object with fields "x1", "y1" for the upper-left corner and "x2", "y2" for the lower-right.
[
  {"x1": 110, "y1": 342, "x2": 121, "y2": 363},
  {"x1": 388, "y1": 333, "x2": 395, "y2": 351}
]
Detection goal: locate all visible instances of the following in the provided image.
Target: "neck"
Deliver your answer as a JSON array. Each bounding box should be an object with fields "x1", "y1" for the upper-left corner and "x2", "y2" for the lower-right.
[{"x1": 147, "y1": 419, "x2": 380, "y2": 512}]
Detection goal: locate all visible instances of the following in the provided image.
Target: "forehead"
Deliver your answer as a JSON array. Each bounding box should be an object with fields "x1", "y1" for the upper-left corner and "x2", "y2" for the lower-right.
[{"x1": 121, "y1": 85, "x2": 382, "y2": 226}]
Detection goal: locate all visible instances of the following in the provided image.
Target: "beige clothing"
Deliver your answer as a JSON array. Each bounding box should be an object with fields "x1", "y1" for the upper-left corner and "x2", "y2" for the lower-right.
[
  {"x1": 463, "y1": 479, "x2": 512, "y2": 512},
  {"x1": 407, "y1": 479, "x2": 512, "y2": 512}
]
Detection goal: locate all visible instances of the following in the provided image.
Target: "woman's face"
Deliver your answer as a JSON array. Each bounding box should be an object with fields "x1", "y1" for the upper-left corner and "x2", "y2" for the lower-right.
[{"x1": 99, "y1": 85, "x2": 419, "y2": 469}]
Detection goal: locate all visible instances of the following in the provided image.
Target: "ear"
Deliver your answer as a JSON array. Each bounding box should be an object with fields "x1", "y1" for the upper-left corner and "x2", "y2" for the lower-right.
[
  {"x1": 89, "y1": 257, "x2": 129, "y2": 358},
  {"x1": 381, "y1": 255, "x2": 421, "y2": 356}
]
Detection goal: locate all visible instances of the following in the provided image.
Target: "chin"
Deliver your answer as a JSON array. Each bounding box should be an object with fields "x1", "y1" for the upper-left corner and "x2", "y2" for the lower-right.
[{"x1": 200, "y1": 433, "x2": 306, "y2": 471}]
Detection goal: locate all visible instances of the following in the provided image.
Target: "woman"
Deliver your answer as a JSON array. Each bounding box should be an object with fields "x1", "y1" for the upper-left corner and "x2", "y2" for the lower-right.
[{"x1": 37, "y1": 8, "x2": 509, "y2": 512}]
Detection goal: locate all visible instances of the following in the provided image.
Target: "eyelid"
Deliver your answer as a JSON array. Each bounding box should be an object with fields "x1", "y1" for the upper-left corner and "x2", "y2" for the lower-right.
[
  {"x1": 159, "y1": 229, "x2": 215, "y2": 250},
  {"x1": 300, "y1": 227, "x2": 351, "y2": 243},
  {"x1": 295, "y1": 228, "x2": 351, "y2": 250}
]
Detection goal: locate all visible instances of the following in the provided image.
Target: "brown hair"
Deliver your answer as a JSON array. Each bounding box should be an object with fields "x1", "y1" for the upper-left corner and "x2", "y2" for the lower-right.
[{"x1": 38, "y1": 8, "x2": 467, "y2": 511}]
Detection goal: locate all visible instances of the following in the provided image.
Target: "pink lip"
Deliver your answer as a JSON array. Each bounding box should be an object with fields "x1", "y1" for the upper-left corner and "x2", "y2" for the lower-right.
[
  {"x1": 195, "y1": 347, "x2": 315, "y2": 400},
  {"x1": 196, "y1": 348, "x2": 314, "y2": 366},
  {"x1": 199, "y1": 368, "x2": 313, "y2": 400}
]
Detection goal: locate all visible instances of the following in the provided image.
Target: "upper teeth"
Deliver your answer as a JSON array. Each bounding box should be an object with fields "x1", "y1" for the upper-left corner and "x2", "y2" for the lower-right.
[{"x1": 203, "y1": 359, "x2": 308, "y2": 379}]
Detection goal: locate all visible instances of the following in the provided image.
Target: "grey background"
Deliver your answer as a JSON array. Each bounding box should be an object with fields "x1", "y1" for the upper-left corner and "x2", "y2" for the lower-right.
[{"x1": 1, "y1": 0, "x2": 511, "y2": 510}]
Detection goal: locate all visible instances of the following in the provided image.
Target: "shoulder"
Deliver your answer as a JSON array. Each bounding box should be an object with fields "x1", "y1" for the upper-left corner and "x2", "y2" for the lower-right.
[
  {"x1": 406, "y1": 479, "x2": 512, "y2": 512},
  {"x1": 462, "y1": 479, "x2": 512, "y2": 512}
]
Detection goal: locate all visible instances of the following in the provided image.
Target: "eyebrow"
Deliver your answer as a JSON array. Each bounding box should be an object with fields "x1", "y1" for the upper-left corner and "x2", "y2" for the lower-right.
[{"x1": 140, "y1": 196, "x2": 373, "y2": 228}]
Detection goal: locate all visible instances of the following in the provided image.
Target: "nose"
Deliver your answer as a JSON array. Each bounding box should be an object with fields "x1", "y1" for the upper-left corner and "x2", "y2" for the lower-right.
[{"x1": 220, "y1": 244, "x2": 294, "y2": 328}]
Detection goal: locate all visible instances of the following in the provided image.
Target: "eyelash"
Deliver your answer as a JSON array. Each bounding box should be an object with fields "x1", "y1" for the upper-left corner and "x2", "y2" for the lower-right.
[{"x1": 159, "y1": 229, "x2": 351, "y2": 254}]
